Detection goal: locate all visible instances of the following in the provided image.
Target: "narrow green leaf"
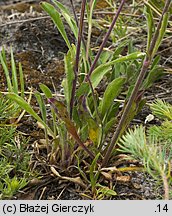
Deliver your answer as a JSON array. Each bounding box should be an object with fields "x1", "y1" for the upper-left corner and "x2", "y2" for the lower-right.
[
  {"x1": 7, "y1": 93, "x2": 54, "y2": 137},
  {"x1": 48, "y1": 98, "x2": 95, "y2": 159},
  {"x1": 142, "y1": 66, "x2": 163, "y2": 89},
  {"x1": 87, "y1": 117, "x2": 100, "y2": 146},
  {"x1": 145, "y1": 5, "x2": 154, "y2": 51},
  {"x1": 62, "y1": 44, "x2": 76, "y2": 112},
  {"x1": 104, "y1": 117, "x2": 117, "y2": 135},
  {"x1": 76, "y1": 82, "x2": 89, "y2": 98},
  {"x1": 1, "y1": 47, "x2": 7, "y2": 66},
  {"x1": 112, "y1": 40, "x2": 129, "y2": 58},
  {"x1": 52, "y1": 0, "x2": 70, "y2": 15},
  {"x1": 100, "y1": 77, "x2": 126, "y2": 118},
  {"x1": 152, "y1": 12, "x2": 169, "y2": 57},
  {"x1": 52, "y1": 0, "x2": 78, "y2": 39},
  {"x1": 90, "y1": 153, "x2": 100, "y2": 188},
  {"x1": 0, "y1": 52, "x2": 12, "y2": 92},
  {"x1": 96, "y1": 184, "x2": 117, "y2": 196},
  {"x1": 103, "y1": 52, "x2": 145, "y2": 68},
  {"x1": 41, "y1": 2, "x2": 71, "y2": 48},
  {"x1": 106, "y1": 102, "x2": 120, "y2": 122},
  {"x1": 151, "y1": 55, "x2": 161, "y2": 69},
  {"x1": 99, "y1": 50, "x2": 113, "y2": 64},
  {"x1": 91, "y1": 52, "x2": 145, "y2": 88},
  {"x1": 11, "y1": 47, "x2": 18, "y2": 94},
  {"x1": 39, "y1": 84, "x2": 57, "y2": 134},
  {"x1": 39, "y1": 84, "x2": 53, "y2": 98},
  {"x1": 34, "y1": 92, "x2": 47, "y2": 123},
  {"x1": 19, "y1": 62, "x2": 24, "y2": 98},
  {"x1": 90, "y1": 65, "x2": 112, "y2": 89},
  {"x1": 76, "y1": 156, "x2": 90, "y2": 183}
]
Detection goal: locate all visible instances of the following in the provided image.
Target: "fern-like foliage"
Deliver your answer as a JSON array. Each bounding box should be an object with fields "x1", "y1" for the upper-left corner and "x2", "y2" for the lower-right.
[
  {"x1": 149, "y1": 99, "x2": 172, "y2": 142},
  {"x1": 149, "y1": 121, "x2": 172, "y2": 142},
  {"x1": 118, "y1": 99, "x2": 172, "y2": 199},
  {"x1": 150, "y1": 99, "x2": 172, "y2": 120},
  {"x1": 118, "y1": 125, "x2": 171, "y2": 180}
]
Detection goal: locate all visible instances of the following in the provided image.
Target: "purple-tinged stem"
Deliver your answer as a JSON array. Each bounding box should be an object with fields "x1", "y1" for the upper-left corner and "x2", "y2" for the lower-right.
[
  {"x1": 102, "y1": 0, "x2": 172, "y2": 167},
  {"x1": 70, "y1": 0, "x2": 92, "y2": 66},
  {"x1": 87, "y1": 0, "x2": 126, "y2": 77},
  {"x1": 70, "y1": 0, "x2": 79, "y2": 26},
  {"x1": 70, "y1": 0, "x2": 87, "y2": 119}
]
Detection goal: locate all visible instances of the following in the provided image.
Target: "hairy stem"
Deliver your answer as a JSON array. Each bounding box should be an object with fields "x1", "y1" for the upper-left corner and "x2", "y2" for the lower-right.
[{"x1": 102, "y1": 0, "x2": 172, "y2": 167}]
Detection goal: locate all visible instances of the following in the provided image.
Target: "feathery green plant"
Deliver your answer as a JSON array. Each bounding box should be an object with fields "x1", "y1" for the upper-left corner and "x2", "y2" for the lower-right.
[
  {"x1": 118, "y1": 99, "x2": 172, "y2": 199},
  {"x1": 0, "y1": 51, "x2": 33, "y2": 199},
  {"x1": 0, "y1": 105, "x2": 31, "y2": 199}
]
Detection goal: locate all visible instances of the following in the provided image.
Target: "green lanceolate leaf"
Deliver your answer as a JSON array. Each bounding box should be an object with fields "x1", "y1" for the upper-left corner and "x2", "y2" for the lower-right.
[
  {"x1": 51, "y1": 0, "x2": 78, "y2": 39},
  {"x1": 62, "y1": 45, "x2": 76, "y2": 113},
  {"x1": 145, "y1": 5, "x2": 155, "y2": 51},
  {"x1": 89, "y1": 152, "x2": 100, "y2": 190},
  {"x1": 0, "y1": 52, "x2": 12, "y2": 92},
  {"x1": 10, "y1": 47, "x2": 18, "y2": 94},
  {"x1": 151, "y1": 55, "x2": 161, "y2": 69},
  {"x1": 104, "y1": 117, "x2": 117, "y2": 135},
  {"x1": 100, "y1": 77, "x2": 126, "y2": 119},
  {"x1": 121, "y1": 97, "x2": 146, "y2": 135},
  {"x1": 39, "y1": 84, "x2": 53, "y2": 98},
  {"x1": 90, "y1": 65, "x2": 112, "y2": 90},
  {"x1": 103, "y1": 102, "x2": 120, "y2": 135},
  {"x1": 7, "y1": 93, "x2": 54, "y2": 137},
  {"x1": 90, "y1": 52, "x2": 145, "y2": 89},
  {"x1": 87, "y1": 118, "x2": 100, "y2": 146},
  {"x1": 52, "y1": 0, "x2": 70, "y2": 16},
  {"x1": 39, "y1": 84, "x2": 57, "y2": 135},
  {"x1": 77, "y1": 52, "x2": 145, "y2": 97},
  {"x1": 142, "y1": 66, "x2": 163, "y2": 89},
  {"x1": 99, "y1": 52, "x2": 145, "y2": 69},
  {"x1": 152, "y1": 12, "x2": 169, "y2": 57},
  {"x1": 1, "y1": 47, "x2": 7, "y2": 65},
  {"x1": 76, "y1": 82, "x2": 90, "y2": 98},
  {"x1": 48, "y1": 98, "x2": 95, "y2": 159},
  {"x1": 34, "y1": 92, "x2": 47, "y2": 123},
  {"x1": 81, "y1": 112, "x2": 100, "y2": 147},
  {"x1": 18, "y1": 62, "x2": 24, "y2": 98},
  {"x1": 76, "y1": 64, "x2": 112, "y2": 98},
  {"x1": 41, "y1": 2, "x2": 71, "y2": 48},
  {"x1": 112, "y1": 40, "x2": 129, "y2": 58}
]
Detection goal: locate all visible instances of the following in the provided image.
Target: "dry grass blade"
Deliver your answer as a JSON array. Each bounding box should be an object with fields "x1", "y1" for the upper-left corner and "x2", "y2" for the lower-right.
[{"x1": 50, "y1": 166, "x2": 87, "y2": 189}]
